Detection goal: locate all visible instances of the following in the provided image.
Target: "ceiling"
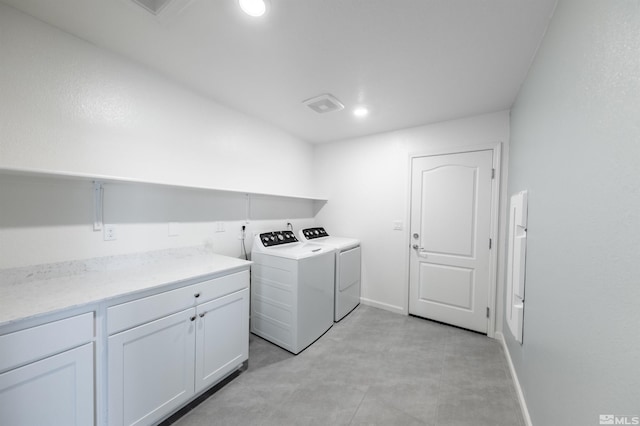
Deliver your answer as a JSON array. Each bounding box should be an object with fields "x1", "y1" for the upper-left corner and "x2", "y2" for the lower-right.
[{"x1": 1, "y1": 0, "x2": 557, "y2": 143}]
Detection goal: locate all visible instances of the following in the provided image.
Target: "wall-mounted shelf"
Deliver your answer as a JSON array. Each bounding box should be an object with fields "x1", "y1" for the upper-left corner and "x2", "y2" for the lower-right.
[{"x1": 0, "y1": 167, "x2": 328, "y2": 202}]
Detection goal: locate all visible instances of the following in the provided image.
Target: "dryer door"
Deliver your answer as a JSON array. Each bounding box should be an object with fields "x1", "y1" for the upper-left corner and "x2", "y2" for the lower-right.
[
  {"x1": 339, "y1": 247, "x2": 361, "y2": 292},
  {"x1": 336, "y1": 246, "x2": 361, "y2": 321}
]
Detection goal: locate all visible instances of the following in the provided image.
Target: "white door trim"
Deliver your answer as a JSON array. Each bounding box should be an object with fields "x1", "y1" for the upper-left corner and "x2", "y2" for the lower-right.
[{"x1": 406, "y1": 142, "x2": 502, "y2": 337}]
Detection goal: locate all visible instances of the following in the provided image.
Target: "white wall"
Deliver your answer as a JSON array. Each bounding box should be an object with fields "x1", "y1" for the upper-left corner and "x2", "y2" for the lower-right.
[
  {"x1": 0, "y1": 4, "x2": 315, "y2": 198},
  {"x1": 0, "y1": 173, "x2": 320, "y2": 268},
  {"x1": 313, "y1": 111, "x2": 510, "y2": 321},
  {"x1": 0, "y1": 4, "x2": 319, "y2": 268},
  {"x1": 505, "y1": 0, "x2": 640, "y2": 424}
]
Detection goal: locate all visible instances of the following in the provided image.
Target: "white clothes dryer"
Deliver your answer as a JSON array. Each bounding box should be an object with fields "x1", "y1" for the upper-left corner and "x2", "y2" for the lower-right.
[
  {"x1": 299, "y1": 227, "x2": 361, "y2": 322},
  {"x1": 251, "y1": 230, "x2": 335, "y2": 354}
]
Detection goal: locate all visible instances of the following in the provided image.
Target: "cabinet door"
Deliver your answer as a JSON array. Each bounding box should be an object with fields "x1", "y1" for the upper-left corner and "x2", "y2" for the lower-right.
[
  {"x1": 195, "y1": 288, "x2": 249, "y2": 393},
  {"x1": 0, "y1": 343, "x2": 94, "y2": 426},
  {"x1": 108, "y1": 309, "x2": 195, "y2": 426}
]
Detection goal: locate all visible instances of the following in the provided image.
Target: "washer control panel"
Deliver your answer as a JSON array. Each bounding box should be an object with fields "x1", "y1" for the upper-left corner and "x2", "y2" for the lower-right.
[
  {"x1": 301, "y1": 227, "x2": 329, "y2": 240},
  {"x1": 259, "y1": 231, "x2": 298, "y2": 247}
]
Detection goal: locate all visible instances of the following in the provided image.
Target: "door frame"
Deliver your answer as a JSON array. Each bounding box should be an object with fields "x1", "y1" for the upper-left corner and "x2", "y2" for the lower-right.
[{"x1": 406, "y1": 142, "x2": 502, "y2": 337}]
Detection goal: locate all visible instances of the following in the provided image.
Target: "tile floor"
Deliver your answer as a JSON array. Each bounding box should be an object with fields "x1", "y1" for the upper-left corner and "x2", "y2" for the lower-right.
[{"x1": 172, "y1": 305, "x2": 525, "y2": 426}]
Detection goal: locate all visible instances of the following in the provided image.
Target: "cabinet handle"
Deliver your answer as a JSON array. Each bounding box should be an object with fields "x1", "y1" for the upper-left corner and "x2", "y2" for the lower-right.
[
  {"x1": 194, "y1": 293, "x2": 201, "y2": 298},
  {"x1": 199, "y1": 312, "x2": 206, "y2": 318},
  {"x1": 190, "y1": 315, "x2": 196, "y2": 321}
]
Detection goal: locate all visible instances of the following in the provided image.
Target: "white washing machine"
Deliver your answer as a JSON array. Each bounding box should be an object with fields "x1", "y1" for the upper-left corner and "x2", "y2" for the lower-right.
[
  {"x1": 250, "y1": 230, "x2": 335, "y2": 354},
  {"x1": 299, "y1": 227, "x2": 361, "y2": 322}
]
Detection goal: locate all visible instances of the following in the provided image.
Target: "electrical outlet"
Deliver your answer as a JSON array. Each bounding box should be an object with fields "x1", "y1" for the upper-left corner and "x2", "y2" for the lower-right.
[
  {"x1": 104, "y1": 224, "x2": 117, "y2": 241},
  {"x1": 393, "y1": 220, "x2": 403, "y2": 231},
  {"x1": 238, "y1": 223, "x2": 247, "y2": 240},
  {"x1": 215, "y1": 222, "x2": 226, "y2": 233}
]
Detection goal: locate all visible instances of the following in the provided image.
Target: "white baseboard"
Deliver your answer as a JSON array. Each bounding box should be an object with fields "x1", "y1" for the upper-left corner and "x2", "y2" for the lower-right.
[
  {"x1": 496, "y1": 332, "x2": 533, "y2": 426},
  {"x1": 360, "y1": 298, "x2": 406, "y2": 315}
]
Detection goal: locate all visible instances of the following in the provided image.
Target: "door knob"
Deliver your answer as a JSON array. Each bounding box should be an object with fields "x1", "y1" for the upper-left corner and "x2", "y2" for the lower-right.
[{"x1": 413, "y1": 245, "x2": 427, "y2": 257}]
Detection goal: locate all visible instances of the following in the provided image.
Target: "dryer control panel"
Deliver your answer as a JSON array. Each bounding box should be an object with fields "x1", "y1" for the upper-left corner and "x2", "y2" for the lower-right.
[
  {"x1": 259, "y1": 231, "x2": 298, "y2": 247},
  {"x1": 301, "y1": 227, "x2": 329, "y2": 240}
]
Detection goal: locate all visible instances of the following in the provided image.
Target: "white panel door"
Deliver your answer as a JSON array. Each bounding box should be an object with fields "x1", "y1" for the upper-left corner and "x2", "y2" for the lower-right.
[
  {"x1": 108, "y1": 308, "x2": 196, "y2": 426},
  {"x1": 0, "y1": 343, "x2": 94, "y2": 426},
  {"x1": 409, "y1": 150, "x2": 494, "y2": 333},
  {"x1": 194, "y1": 288, "x2": 249, "y2": 393}
]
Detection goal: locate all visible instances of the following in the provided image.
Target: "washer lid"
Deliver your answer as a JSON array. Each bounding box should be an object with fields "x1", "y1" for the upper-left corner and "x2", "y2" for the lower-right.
[
  {"x1": 316, "y1": 236, "x2": 360, "y2": 250},
  {"x1": 260, "y1": 242, "x2": 333, "y2": 260}
]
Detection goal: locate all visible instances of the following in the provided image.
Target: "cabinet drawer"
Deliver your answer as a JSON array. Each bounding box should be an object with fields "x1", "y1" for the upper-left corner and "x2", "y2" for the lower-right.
[
  {"x1": 0, "y1": 313, "x2": 93, "y2": 373},
  {"x1": 107, "y1": 270, "x2": 250, "y2": 335},
  {"x1": 107, "y1": 283, "x2": 199, "y2": 335},
  {"x1": 192, "y1": 270, "x2": 249, "y2": 304}
]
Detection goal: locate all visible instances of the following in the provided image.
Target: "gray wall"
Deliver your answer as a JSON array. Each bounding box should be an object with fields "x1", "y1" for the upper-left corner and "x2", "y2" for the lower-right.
[{"x1": 505, "y1": 0, "x2": 640, "y2": 425}]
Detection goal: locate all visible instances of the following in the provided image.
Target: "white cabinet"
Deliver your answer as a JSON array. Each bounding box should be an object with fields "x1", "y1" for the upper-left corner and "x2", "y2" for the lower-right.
[
  {"x1": 107, "y1": 270, "x2": 249, "y2": 426},
  {"x1": 195, "y1": 288, "x2": 249, "y2": 392},
  {"x1": 0, "y1": 313, "x2": 94, "y2": 426},
  {"x1": 108, "y1": 309, "x2": 196, "y2": 426}
]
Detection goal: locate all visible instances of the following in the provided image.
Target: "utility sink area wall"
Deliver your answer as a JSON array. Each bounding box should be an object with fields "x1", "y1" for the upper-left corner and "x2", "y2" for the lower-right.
[{"x1": 0, "y1": 172, "x2": 321, "y2": 268}]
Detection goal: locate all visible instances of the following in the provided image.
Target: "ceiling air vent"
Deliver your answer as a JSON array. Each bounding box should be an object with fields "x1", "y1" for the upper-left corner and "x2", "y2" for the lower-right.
[
  {"x1": 302, "y1": 94, "x2": 345, "y2": 114},
  {"x1": 131, "y1": 0, "x2": 173, "y2": 15},
  {"x1": 127, "y1": 0, "x2": 195, "y2": 19}
]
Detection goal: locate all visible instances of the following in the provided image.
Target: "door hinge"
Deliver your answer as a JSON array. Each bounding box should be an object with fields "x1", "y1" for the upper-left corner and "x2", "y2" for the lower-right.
[
  {"x1": 491, "y1": 168, "x2": 496, "y2": 179},
  {"x1": 486, "y1": 307, "x2": 490, "y2": 318},
  {"x1": 489, "y1": 238, "x2": 492, "y2": 249}
]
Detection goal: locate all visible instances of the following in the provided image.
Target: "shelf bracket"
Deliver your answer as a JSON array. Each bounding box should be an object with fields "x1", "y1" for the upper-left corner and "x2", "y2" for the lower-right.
[
  {"x1": 245, "y1": 193, "x2": 252, "y2": 222},
  {"x1": 93, "y1": 181, "x2": 104, "y2": 231}
]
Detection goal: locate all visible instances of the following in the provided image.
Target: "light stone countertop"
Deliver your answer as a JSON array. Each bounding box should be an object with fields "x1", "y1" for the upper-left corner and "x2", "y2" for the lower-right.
[{"x1": 0, "y1": 247, "x2": 251, "y2": 329}]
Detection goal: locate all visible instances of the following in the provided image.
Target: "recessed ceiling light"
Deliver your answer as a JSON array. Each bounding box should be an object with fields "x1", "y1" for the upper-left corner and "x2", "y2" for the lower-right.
[
  {"x1": 353, "y1": 107, "x2": 369, "y2": 117},
  {"x1": 239, "y1": 0, "x2": 269, "y2": 17}
]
